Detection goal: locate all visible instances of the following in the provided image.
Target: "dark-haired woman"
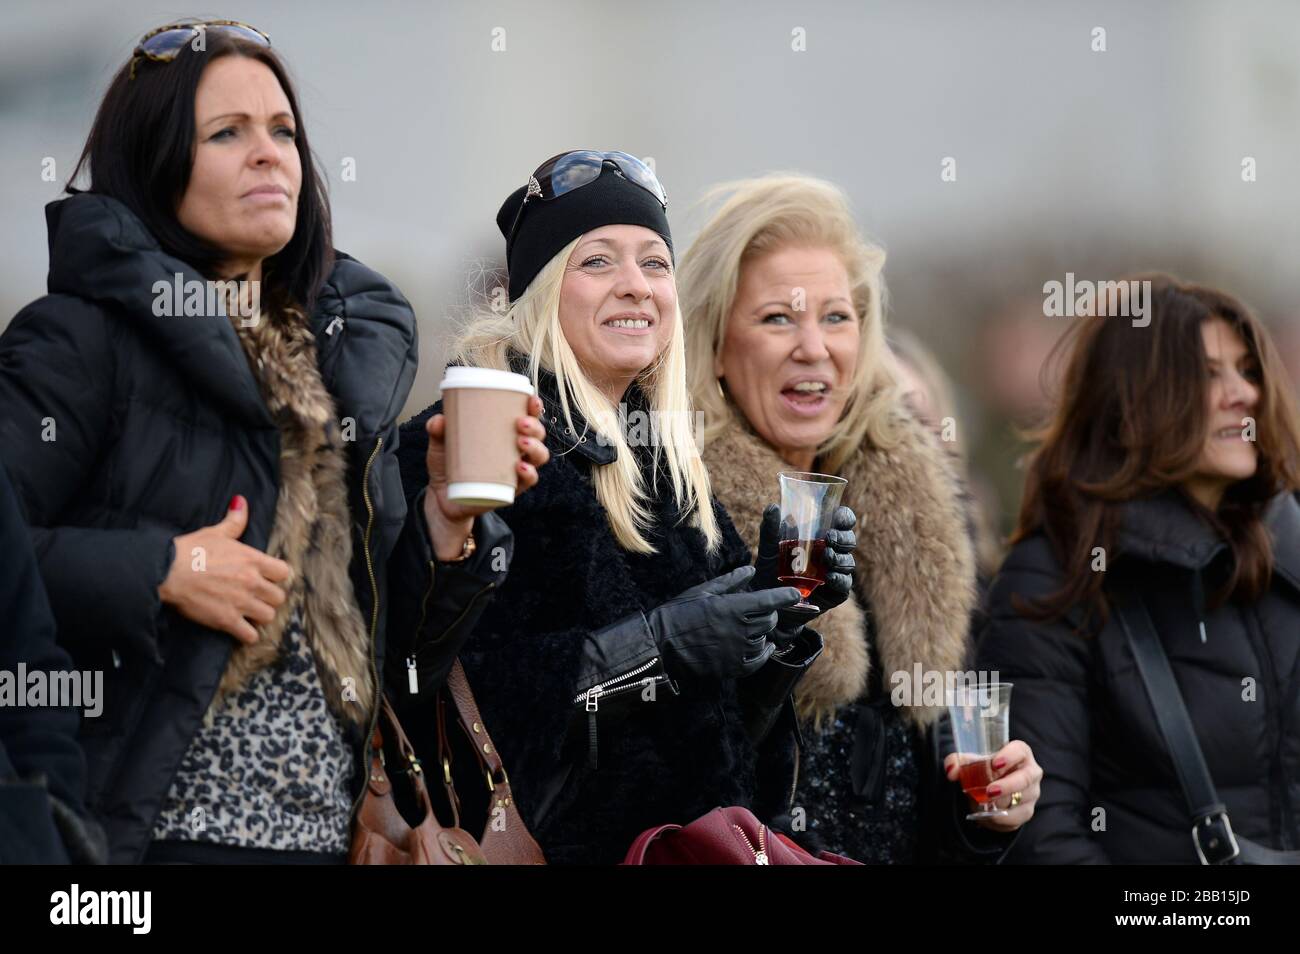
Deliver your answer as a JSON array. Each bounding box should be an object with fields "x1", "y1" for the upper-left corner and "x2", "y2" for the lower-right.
[
  {"x1": 978, "y1": 274, "x2": 1300, "y2": 863},
  {"x1": 0, "y1": 21, "x2": 548, "y2": 864}
]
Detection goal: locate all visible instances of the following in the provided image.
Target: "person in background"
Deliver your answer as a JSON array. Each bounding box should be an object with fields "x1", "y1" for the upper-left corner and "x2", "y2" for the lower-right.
[
  {"x1": 885, "y1": 327, "x2": 1004, "y2": 601},
  {"x1": 978, "y1": 274, "x2": 1300, "y2": 862}
]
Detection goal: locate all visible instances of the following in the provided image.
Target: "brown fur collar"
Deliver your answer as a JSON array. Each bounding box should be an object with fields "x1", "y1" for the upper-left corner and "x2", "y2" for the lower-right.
[
  {"x1": 211, "y1": 309, "x2": 375, "y2": 727},
  {"x1": 703, "y1": 403, "x2": 976, "y2": 729}
]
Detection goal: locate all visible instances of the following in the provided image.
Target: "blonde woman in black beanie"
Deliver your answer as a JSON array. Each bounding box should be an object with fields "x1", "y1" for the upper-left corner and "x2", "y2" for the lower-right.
[{"x1": 397, "y1": 152, "x2": 859, "y2": 864}]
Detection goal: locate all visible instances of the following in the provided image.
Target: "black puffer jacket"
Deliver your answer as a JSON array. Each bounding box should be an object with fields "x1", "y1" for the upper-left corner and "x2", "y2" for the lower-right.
[
  {"x1": 977, "y1": 490, "x2": 1300, "y2": 863},
  {"x1": 396, "y1": 357, "x2": 817, "y2": 865},
  {"x1": 0, "y1": 461, "x2": 106, "y2": 863},
  {"x1": 0, "y1": 193, "x2": 508, "y2": 863}
]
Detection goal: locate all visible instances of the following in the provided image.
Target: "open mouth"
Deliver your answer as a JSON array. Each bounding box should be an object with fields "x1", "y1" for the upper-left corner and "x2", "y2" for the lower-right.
[{"x1": 779, "y1": 380, "x2": 832, "y2": 416}]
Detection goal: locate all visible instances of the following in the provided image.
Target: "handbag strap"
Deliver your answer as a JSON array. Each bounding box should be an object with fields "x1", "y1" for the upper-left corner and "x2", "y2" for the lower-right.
[
  {"x1": 372, "y1": 696, "x2": 437, "y2": 817},
  {"x1": 442, "y1": 659, "x2": 512, "y2": 792},
  {"x1": 437, "y1": 659, "x2": 546, "y2": 864},
  {"x1": 434, "y1": 683, "x2": 463, "y2": 827},
  {"x1": 1113, "y1": 578, "x2": 1300, "y2": 864}
]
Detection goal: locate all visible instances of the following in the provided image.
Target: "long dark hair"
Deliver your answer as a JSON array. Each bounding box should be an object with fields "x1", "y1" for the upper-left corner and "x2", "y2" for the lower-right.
[
  {"x1": 67, "y1": 28, "x2": 333, "y2": 315},
  {"x1": 1014, "y1": 273, "x2": 1300, "y2": 625}
]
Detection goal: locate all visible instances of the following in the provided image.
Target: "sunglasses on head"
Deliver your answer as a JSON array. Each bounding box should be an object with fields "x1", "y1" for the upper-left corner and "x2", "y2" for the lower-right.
[
  {"x1": 130, "y1": 20, "x2": 271, "y2": 80},
  {"x1": 507, "y1": 150, "x2": 668, "y2": 246}
]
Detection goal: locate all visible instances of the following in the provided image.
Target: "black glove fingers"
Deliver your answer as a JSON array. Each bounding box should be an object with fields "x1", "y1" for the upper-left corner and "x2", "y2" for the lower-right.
[
  {"x1": 824, "y1": 527, "x2": 857, "y2": 552},
  {"x1": 741, "y1": 638, "x2": 776, "y2": 675},
  {"x1": 825, "y1": 571, "x2": 852, "y2": 596},
  {"x1": 741, "y1": 585, "x2": 802, "y2": 614},
  {"x1": 832, "y1": 505, "x2": 857, "y2": 531},
  {"x1": 741, "y1": 609, "x2": 780, "y2": 636},
  {"x1": 757, "y1": 504, "x2": 781, "y2": 558},
  {"x1": 826, "y1": 549, "x2": 855, "y2": 573},
  {"x1": 676, "y1": 565, "x2": 754, "y2": 601}
]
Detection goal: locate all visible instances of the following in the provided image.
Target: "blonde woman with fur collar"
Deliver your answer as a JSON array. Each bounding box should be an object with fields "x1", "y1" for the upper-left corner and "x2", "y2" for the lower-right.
[
  {"x1": 679, "y1": 175, "x2": 1042, "y2": 863},
  {"x1": 396, "y1": 154, "x2": 853, "y2": 865}
]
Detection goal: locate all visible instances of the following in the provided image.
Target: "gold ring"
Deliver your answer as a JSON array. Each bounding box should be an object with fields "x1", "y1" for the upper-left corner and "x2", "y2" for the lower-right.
[{"x1": 1009, "y1": 791, "x2": 1023, "y2": 808}]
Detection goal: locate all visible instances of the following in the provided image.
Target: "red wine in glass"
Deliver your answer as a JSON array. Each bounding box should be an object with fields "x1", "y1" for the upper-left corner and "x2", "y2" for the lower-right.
[
  {"x1": 777, "y1": 538, "x2": 828, "y2": 601},
  {"x1": 958, "y1": 757, "x2": 995, "y2": 804}
]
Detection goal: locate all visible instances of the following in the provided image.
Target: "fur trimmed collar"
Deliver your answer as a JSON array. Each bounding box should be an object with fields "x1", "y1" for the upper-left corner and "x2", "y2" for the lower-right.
[
  {"x1": 704, "y1": 403, "x2": 976, "y2": 729},
  {"x1": 211, "y1": 308, "x2": 374, "y2": 727}
]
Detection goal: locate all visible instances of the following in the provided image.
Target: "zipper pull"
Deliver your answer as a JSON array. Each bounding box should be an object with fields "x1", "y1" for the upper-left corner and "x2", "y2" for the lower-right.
[
  {"x1": 732, "y1": 822, "x2": 770, "y2": 864},
  {"x1": 407, "y1": 656, "x2": 419, "y2": 695},
  {"x1": 1198, "y1": 621, "x2": 1208, "y2": 644},
  {"x1": 585, "y1": 687, "x2": 600, "y2": 770}
]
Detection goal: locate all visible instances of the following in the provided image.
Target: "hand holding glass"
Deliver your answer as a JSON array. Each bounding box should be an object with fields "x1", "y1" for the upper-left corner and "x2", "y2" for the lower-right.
[
  {"x1": 946, "y1": 682, "x2": 1014, "y2": 820},
  {"x1": 776, "y1": 472, "x2": 848, "y2": 610}
]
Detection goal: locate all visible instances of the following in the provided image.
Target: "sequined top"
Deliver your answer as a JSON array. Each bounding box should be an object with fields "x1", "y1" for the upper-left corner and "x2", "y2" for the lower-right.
[{"x1": 793, "y1": 698, "x2": 923, "y2": 864}]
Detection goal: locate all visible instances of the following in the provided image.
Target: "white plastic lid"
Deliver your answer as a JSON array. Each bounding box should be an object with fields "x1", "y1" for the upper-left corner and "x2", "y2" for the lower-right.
[
  {"x1": 439, "y1": 366, "x2": 535, "y2": 395},
  {"x1": 447, "y1": 481, "x2": 516, "y2": 507}
]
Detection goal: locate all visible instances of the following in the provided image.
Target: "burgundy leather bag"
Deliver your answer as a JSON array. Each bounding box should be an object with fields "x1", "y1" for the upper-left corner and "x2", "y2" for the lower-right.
[{"x1": 622, "y1": 806, "x2": 863, "y2": 865}]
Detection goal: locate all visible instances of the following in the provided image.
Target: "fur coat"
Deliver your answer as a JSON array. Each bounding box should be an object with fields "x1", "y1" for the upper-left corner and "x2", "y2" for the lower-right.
[{"x1": 704, "y1": 402, "x2": 977, "y2": 729}]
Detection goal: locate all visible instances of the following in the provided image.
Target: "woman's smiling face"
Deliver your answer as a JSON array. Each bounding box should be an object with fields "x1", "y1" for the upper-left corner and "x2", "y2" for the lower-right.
[
  {"x1": 558, "y1": 223, "x2": 676, "y2": 404},
  {"x1": 716, "y1": 245, "x2": 860, "y2": 463}
]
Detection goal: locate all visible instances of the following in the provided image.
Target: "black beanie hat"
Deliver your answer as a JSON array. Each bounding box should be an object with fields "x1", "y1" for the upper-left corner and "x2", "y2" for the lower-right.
[{"x1": 496, "y1": 159, "x2": 673, "y2": 301}]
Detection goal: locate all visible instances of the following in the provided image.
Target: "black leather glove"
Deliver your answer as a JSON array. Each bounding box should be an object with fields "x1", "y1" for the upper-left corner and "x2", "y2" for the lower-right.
[
  {"x1": 649, "y1": 566, "x2": 801, "y2": 682},
  {"x1": 737, "y1": 626, "x2": 824, "y2": 744},
  {"x1": 752, "y1": 503, "x2": 857, "y2": 623}
]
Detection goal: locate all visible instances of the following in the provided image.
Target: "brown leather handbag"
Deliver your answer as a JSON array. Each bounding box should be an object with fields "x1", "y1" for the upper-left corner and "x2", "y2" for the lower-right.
[{"x1": 349, "y1": 660, "x2": 545, "y2": 865}]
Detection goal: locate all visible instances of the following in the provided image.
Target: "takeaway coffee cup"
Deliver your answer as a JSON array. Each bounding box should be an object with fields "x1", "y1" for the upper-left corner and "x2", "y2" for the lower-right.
[{"x1": 439, "y1": 366, "x2": 536, "y2": 507}]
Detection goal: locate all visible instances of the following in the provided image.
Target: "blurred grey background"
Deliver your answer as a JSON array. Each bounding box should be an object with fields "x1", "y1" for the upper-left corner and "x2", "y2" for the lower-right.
[{"x1": 2, "y1": 0, "x2": 1298, "y2": 541}]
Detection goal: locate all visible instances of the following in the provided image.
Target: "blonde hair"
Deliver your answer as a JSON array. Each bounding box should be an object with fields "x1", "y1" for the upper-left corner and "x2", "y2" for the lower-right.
[
  {"x1": 678, "y1": 174, "x2": 900, "y2": 470},
  {"x1": 886, "y1": 327, "x2": 962, "y2": 453},
  {"x1": 452, "y1": 237, "x2": 721, "y2": 554}
]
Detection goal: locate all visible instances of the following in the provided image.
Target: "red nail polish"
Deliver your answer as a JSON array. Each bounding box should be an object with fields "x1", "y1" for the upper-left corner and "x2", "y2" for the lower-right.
[
  {"x1": 987, "y1": 786, "x2": 1001, "y2": 797},
  {"x1": 229, "y1": 495, "x2": 243, "y2": 511},
  {"x1": 993, "y1": 758, "x2": 1006, "y2": 770}
]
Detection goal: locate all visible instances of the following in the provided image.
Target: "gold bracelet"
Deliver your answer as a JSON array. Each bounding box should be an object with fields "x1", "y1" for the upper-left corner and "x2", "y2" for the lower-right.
[{"x1": 440, "y1": 529, "x2": 476, "y2": 564}]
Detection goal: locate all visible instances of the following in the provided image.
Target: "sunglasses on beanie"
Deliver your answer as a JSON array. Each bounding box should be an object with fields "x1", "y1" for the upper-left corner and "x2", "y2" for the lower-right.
[{"x1": 506, "y1": 151, "x2": 668, "y2": 246}]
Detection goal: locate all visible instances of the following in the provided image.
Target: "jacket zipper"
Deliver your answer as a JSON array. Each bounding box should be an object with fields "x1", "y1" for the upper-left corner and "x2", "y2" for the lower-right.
[
  {"x1": 572, "y1": 657, "x2": 663, "y2": 770},
  {"x1": 350, "y1": 438, "x2": 384, "y2": 825},
  {"x1": 406, "y1": 559, "x2": 437, "y2": 693},
  {"x1": 572, "y1": 657, "x2": 663, "y2": 709},
  {"x1": 733, "y1": 823, "x2": 769, "y2": 864},
  {"x1": 406, "y1": 579, "x2": 498, "y2": 692}
]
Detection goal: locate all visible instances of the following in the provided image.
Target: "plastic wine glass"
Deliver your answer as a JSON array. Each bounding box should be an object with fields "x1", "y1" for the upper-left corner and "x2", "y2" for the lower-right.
[
  {"x1": 776, "y1": 471, "x2": 847, "y2": 610},
  {"x1": 946, "y1": 682, "x2": 1014, "y2": 820}
]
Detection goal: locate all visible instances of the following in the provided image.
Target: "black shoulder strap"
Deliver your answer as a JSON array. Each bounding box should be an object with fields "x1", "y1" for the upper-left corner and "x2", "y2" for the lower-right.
[{"x1": 1112, "y1": 578, "x2": 1299, "y2": 864}]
